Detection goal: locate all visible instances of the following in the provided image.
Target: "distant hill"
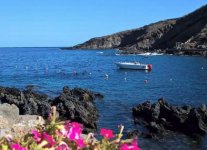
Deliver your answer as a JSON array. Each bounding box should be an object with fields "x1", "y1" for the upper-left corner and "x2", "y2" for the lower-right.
[{"x1": 66, "y1": 5, "x2": 207, "y2": 54}]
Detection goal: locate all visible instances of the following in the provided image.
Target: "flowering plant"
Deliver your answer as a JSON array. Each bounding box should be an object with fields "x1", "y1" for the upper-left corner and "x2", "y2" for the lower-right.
[{"x1": 0, "y1": 106, "x2": 140, "y2": 150}]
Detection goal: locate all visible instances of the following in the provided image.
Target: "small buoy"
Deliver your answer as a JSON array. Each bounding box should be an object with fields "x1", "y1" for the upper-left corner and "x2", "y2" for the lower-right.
[
  {"x1": 170, "y1": 78, "x2": 173, "y2": 81},
  {"x1": 105, "y1": 74, "x2": 109, "y2": 78},
  {"x1": 201, "y1": 67, "x2": 204, "y2": 70},
  {"x1": 124, "y1": 77, "x2": 127, "y2": 80},
  {"x1": 89, "y1": 72, "x2": 92, "y2": 75}
]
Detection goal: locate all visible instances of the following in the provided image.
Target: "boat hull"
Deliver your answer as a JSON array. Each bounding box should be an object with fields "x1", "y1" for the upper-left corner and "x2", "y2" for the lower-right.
[
  {"x1": 137, "y1": 52, "x2": 164, "y2": 56},
  {"x1": 115, "y1": 62, "x2": 151, "y2": 70}
]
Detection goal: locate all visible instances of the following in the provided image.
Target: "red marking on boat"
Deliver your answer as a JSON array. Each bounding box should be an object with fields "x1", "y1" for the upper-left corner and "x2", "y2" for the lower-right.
[{"x1": 148, "y1": 64, "x2": 152, "y2": 70}]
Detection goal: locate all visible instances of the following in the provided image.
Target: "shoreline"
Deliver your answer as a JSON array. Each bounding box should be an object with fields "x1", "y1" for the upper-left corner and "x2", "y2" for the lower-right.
[
  {"x1": 1, "y1": 85, "x2": 207, "y2": 137},
  {"x1": 62, "y1": 47, "x2": 207, "y2": 56},
  {"x1": 120, "y1": 49, "x2": 207, "y2": 56}
]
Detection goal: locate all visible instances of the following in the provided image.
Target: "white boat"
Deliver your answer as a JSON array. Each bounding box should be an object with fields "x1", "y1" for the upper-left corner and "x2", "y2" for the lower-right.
[
  {"x1": 150, "y1": 52, "x2": 164, "y2": 56},
  {"x1": 137, "y1": 52, "x2": 163, "y2": 56},
  {"x1": 96, "y1": 51, "x2": 104, "y2": 54},
  {"x1": 137, "y1": 52, "x2": 151, "y2": 56},
  {"x1": 115, "y1": 62, "x2": 152, "y2": 70}
]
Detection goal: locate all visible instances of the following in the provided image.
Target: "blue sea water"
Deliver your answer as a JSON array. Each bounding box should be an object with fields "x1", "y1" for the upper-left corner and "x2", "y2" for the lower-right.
[{"x1": 0, "y1": 47, "x2": 207, "y2": 149}]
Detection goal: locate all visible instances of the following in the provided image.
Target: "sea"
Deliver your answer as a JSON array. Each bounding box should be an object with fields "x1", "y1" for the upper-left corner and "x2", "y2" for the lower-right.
[{"x1": 0, "y1": 47, "x2": 207, "y2": 149}]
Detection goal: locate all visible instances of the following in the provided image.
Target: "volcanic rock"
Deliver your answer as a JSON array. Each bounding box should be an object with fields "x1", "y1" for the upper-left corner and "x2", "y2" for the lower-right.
[
  {"x1": 50, "y1": 86, "x2": 100, "y2": 133},
  {"x1": 0, "y1": 86, "x2": 103, "y2": 133},
  {"x1": 132, "y1": 98, "x2": 207, "y2": 137},
  {"x1": 0, "y1": 86, "x2": 51, "y2": 117}
]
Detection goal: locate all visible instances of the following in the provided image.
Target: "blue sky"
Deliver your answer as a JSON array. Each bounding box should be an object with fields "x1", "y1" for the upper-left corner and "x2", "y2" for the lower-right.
[{"x1": 0, "y1": 0, "x2": 206, "y2": 47}]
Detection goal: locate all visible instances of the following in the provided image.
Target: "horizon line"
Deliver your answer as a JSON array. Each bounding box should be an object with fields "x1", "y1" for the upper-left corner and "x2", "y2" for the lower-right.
[{"x1": 0, "y1": 46, "x2": 70, "y2": 48}]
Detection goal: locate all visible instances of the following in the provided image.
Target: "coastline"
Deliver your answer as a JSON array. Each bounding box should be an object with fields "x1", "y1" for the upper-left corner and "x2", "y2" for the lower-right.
[
  {"x1": 61, "y1": 47, "x2": 207, "y2": 56},
  {"x1": 1, "y1": 86, "x2": 207, "y2": 139}
]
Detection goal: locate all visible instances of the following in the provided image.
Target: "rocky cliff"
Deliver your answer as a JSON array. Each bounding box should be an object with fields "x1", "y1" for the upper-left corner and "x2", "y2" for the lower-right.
[
  {"x1": 69, "y1": 19, "x2": 176, "y2": 51},
  {"x1": 152, "y1": 5, "x2": 207, "y2": 50},
  {"x1": 66, "y1": 5, "x2": 207, "y2": 53}
]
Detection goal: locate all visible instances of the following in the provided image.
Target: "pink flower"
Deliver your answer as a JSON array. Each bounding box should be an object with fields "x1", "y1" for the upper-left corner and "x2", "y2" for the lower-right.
[
  {"x1": 120, "y1": 140, "x2": 140, "y2": 150},
  {"x1": 62, "y1": 122, "x2": 85, "y2": 148},
  {"x1": 100, "y1": 128, "x2": 114, "y2": 139},
  {"x1": 42, "y1": 132, "x2": 56, "y2": 147},
  {"x1": 12, "y1": 143, "x2": 27, "y2": 150},
  {"x1": 31, "y1": 130, "x2": 56, "y2": 148},
  {"x1": 31, "y1": 130, "x2": 41, "y2": 143},
  {"x1": 64, "y1": 122, "x2": 82, "y2": 140},
  {"x1": 76, "y1": 138, "x2": 85, "y2": 149},
  {"x1": 120, "y1": 144, "x2": 130, "y2": 150}
]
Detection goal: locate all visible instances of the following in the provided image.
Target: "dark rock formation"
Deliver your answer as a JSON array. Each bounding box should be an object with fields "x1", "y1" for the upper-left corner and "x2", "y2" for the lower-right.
[
  {"x1": 50, "y1": 86, "x2": 100, "y2": 132},
  {"x1": 0, "y1": 86, "x2": 50, "y2": 117},
  {"x1": 132, "y1": 98, "x2": 207, "y2": 137},
  {"x1": 0, "y1": 86, "x2": 103, "y2": 133},
  {"x1": 164, "y1": 49, "x2": 207, "y2": 56},
  {"x1": 66, "y1": 5, "x2": 207, "y2": 55}
]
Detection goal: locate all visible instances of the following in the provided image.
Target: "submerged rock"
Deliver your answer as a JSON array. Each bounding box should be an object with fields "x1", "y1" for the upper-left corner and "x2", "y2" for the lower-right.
[
  {"x1": 0, "y1": 86, "x2": 103, "y2": 133},
  {"x1": 132, "y1": 98, "x2": 207, "y2": 137}
]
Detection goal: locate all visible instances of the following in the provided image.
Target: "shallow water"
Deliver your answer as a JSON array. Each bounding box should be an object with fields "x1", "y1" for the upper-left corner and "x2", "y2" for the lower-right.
[{"x1": 0, "y1": 48, "x2": 207, "y2": 149}]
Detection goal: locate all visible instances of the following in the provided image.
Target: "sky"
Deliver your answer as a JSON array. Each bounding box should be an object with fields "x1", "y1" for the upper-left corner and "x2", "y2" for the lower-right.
[{"x1": 0, "y1": 0, "x2": 207, "y2": 47}]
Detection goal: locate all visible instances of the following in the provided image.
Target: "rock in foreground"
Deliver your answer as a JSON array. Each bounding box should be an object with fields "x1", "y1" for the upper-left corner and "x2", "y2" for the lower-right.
[
  {"x1": 0, "y1": 86, "x2": 51, "y2": 117},
  {"x1": 0, "y1": 103, "x2": 44, "y2": 137},
  {"x1": 0, "y1": 86, "x2": 103, "y2": 133},
  {"x1": 132, "y1": 98, "x2": 207, "y2": 137}
]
